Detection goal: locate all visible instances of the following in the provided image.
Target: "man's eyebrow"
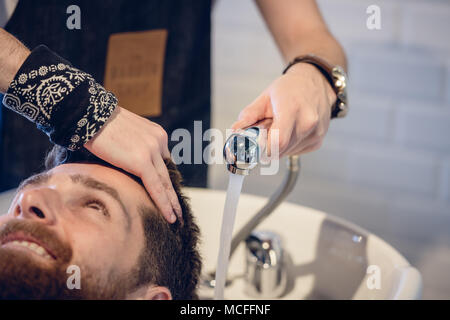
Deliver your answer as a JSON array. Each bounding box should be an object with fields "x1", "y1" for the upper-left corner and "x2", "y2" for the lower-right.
[
  {"x1": 70, "y1": 174, "x2": 132, "y2": 230},
  {"x1": 17, "y1": 172, "x2": 52, "y2": 193}
]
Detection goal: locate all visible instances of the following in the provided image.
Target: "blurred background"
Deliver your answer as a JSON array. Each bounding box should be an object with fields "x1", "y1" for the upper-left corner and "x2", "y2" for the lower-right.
[{"x1": 208, "y1": 0, "x2": 450, "y2": 299}]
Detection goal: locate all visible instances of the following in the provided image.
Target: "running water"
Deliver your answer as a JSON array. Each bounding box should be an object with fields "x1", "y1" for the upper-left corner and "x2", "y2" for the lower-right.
[{"x1": 214, "y1": 172, "x2": 245, "y2": 300}]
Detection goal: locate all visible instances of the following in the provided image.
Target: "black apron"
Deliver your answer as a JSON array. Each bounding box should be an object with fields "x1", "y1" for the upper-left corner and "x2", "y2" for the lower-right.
[{"x1": 0, "y1": 0, "x2": 211, "y2": 190}]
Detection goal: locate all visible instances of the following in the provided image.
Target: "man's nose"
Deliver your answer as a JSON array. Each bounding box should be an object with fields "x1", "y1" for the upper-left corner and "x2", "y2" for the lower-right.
[{"x1": 13, "y1": 188, "x2": 58, "y2": 224}]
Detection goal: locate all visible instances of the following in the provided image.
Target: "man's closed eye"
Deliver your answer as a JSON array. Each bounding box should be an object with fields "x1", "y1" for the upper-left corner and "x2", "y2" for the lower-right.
[{"x1": 83, "y1": 198, "x2": 110, "y2": 217}]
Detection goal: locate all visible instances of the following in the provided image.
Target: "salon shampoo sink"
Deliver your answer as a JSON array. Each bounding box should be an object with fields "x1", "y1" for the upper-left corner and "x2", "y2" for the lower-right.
[
  {"x1": 0, "y1": 188, "x2": 422, "y2": 299},
  {"x1": 185, "y1": 188, "x2": 422, "y2": 300}
]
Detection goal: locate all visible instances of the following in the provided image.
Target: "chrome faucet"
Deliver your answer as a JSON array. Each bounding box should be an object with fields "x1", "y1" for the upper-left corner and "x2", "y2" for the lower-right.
[
  {"x1": 223, "y1": 121, "x2": 268, "y2": 175},
  {"x1": 245, "y1": 230, "x2": 287, "y2": 298},
  {"x1": 202, "y1": 120, "x2": 301, "y2": 292}
]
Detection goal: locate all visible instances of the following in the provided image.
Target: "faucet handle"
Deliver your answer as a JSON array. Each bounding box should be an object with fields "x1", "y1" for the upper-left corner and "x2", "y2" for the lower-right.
[{"x1": 244, "y1": 230, "x2": 287, "y2": 298}]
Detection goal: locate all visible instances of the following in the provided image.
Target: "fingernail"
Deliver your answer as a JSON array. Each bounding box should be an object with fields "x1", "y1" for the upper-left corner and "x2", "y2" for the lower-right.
[{"x1": 170, "y1": 212, "x2": 176, "y2": 223}]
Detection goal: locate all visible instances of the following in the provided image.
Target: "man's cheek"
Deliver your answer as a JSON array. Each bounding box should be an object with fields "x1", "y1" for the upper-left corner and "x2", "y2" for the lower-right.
[{"x1": 73, "y1": 236, "x2": 114, "y2": 266}]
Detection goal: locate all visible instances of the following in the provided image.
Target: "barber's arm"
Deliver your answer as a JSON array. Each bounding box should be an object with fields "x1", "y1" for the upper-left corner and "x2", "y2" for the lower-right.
[
  {"x1": 0, "y1": 28, "x2": 181, "y2": 224},
  {"x1": 0, "y1": 28, "x2": 29, "y2": 92},
  {"x1": 232, "y1": 0, "x2": 347, "y2": 157}
]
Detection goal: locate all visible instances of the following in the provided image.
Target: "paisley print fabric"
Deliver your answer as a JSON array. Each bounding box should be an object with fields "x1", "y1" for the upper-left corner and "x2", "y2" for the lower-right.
[{"x1": 3, "y1": 45, "x2": 117, "y2": 151}]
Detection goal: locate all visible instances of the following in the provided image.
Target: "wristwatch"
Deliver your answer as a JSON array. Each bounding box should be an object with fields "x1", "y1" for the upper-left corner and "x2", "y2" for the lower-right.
[{"x1": 283, "y1": 54, "x2": 348, "y2": 119}]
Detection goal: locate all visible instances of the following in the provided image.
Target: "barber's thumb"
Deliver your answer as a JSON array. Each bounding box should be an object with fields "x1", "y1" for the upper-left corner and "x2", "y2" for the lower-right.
[{"x1": 231, "y1": 93, "x2": 268, "y2": 131}]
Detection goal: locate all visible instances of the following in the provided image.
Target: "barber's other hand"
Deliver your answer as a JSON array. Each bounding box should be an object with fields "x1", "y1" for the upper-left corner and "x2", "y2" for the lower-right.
[
  {"x1": 84, "y1": 106, "x2": 182, "y2": 224},
  {"x1": 232, "y1": 63, "x2": 337, "y2": 158}
]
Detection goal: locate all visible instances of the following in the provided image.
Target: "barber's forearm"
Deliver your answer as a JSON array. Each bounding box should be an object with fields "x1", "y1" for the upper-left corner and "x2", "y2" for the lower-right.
[
  {"x1": 0, "y1": 28, "x2": 30, "y2": 92},
  {"x1": 280, "y1": 29, "x2": 347, "y2": 71},
  {"x1": 256, "y1": 0, "x2": 347, "y2": 71}
]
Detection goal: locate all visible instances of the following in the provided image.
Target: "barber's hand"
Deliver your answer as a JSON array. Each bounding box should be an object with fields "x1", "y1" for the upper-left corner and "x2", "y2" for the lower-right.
[
  {"x1": 84, "y1": 106, "x2": 182, "y2": 224},
  {"x1": 232, "y1": 63, "x2": 337, "y2": 158}
]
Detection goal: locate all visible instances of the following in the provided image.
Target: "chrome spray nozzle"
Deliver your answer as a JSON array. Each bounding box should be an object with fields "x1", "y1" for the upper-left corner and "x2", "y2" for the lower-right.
[{"x1": 223, "y1": 119, "x2": 271, "y2": 175}]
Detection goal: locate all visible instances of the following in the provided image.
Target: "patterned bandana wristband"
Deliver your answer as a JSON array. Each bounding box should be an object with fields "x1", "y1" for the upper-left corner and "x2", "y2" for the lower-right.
[{"x1": 2, "y1": 45, "x2": 117, "y2": 151}]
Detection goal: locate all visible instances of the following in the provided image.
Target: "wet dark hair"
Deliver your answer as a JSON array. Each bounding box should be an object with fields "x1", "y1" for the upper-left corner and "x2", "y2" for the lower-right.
[{"x1": 45, "y1": 146, "x2": 202, "y2": 300}]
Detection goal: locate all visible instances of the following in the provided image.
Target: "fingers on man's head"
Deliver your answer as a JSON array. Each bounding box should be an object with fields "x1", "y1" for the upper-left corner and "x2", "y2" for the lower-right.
[
  {"x1": 153, "y1": 156, "x2": 183, "y2": 224},
  {"x1": 141, "y1": 160, "x2": 181, "y2": 224}
]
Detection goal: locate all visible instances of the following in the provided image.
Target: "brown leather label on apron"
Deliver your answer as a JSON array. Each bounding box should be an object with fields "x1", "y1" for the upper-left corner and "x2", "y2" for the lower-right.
[{"x1": 104, "y1": 30, "x2": 167, "y2": 117}]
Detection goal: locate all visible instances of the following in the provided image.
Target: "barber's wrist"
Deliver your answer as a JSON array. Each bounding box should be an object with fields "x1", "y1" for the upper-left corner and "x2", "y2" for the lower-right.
[
  {"x1": 2, "y1": 45, "x2": 117, "y2": 151},
  {"x1": 0, "y1": 51, "x2": 29, "y2": 92},
  {"x1": 285, "y1": 61, "x2": 337, "y2": 108},
  {"x1": 283, "y1": 54, "x2": 348, "y2": 118},
  {"x1": 0, "y1": 30, "x2": 30, "y2": 92}
]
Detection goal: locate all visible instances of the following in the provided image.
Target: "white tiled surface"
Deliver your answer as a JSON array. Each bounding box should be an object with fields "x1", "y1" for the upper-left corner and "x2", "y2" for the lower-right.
[
  {"x1": 349, "y1": 46, "x2": 445, "y2": 101},
  {"x1": 400, "y1": 2, "x2": 450, "y2": 51},
  {"x1": 209, "y1": 0, "x2": 450, "y2": 299},
  {"x1": 394, "y1": 101, "x2": 450, "y2": 152}
]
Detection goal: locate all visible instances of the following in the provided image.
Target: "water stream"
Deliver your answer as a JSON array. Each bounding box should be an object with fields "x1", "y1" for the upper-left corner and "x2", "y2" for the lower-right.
[{"x1": 213, "y1": 172, "x2": 245, "y2": 300}]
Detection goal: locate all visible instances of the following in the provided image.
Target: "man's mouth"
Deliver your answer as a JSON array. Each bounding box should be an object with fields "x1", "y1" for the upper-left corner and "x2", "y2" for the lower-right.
[{"x1": 0, "y1": 233, "x2": 56, "y2": 261}]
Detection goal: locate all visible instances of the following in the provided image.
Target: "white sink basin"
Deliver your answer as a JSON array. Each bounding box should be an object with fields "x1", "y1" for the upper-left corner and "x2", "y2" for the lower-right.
[
  {"x1": 0, "y1": 187, "x2": 422, "y2": 299},
  {"x1": 184, "y1": 188, "x2": 422, "y2": 300}
]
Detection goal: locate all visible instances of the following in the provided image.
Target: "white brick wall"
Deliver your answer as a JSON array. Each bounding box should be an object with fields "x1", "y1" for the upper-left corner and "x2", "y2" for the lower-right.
[
  {"x1": 316, "y1": 0, "x2": 400, "y2": 46},
  {"x1": 446, "y1": 60, "x2": 450, "y2": 104},
  {"x1": 211, "y1": 0, "x2": 450, "y2": 298},
  {"x1": 394, "y1": 101, "x2": 450, "y2": 152},
  {"x1": 348, "y1": 143, "x2": 438, "y2": 196},
  {"x1": 387, "y1": 194, "x2": 450, "y2": 243},
  {"x1": 300, "y1": 138, "x2": 352, "y2": 182},
  {"x1": 328, "y1": 93, "x2": 394, "y2": 142},
  {"x1": 349, "y1": 46, "x2": 445, "y2": 101},
  {"x1": 400, "y1": 2, "x2": 450, "y2": 52},
  {"x1": 440, "y1": 157, "x2": 450, "y2": 201}
]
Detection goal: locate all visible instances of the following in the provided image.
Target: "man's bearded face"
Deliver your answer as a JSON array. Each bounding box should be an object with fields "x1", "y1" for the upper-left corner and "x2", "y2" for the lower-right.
[
  {"x1": 0, "y1": 219, "x2": 131, "y2": 299},
  {"x1": 0, "y1": 163, "x2": 156, "y2": 299}
]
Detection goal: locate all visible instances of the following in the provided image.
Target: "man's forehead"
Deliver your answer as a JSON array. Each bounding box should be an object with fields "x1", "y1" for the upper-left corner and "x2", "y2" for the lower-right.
[
  {"x1": 20, "y1": 165, "x2": 137, "y2": 198},
  {"x1": 18, "y1": 164, "x2": 155, "y2": 211},
  {"x1": 18, "y1": 169, "x2": 124, "y2": 205},
  {"x1": 52, "y1": 164, "x2": 154, "y2": 208},
  {"x1": 18, "y1": 164, "x2": 117, "y2": 189},
  {"x1": 48, "y1": 163, "x2": 139, "y2": 189},
  {"x1": 50, "y1": 163, "x2": 118, "y2": 177}
]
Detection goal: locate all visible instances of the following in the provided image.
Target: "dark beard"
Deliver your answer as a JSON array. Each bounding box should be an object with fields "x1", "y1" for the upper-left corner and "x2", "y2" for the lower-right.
[
  {"x1": 0, "y1": 247, "x2": 81, "y2": 299},
  {"x1": 0, "y1": 220, "x2": 131, "y2": 299}
]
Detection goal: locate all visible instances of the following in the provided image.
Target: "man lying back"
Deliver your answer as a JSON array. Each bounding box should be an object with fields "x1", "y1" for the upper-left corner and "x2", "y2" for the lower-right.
[{"x1": 0, "y1": 145, "x2": 201, "y2": 299}]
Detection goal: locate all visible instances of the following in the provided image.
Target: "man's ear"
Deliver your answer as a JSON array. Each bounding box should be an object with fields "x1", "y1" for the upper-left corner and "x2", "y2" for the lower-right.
[
  {"x1": 129, "y1": 285, "x2": 172, "y2": 300},
  {"x1": 145, "y1": 286, "x2": 172, "y2": 300}
]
